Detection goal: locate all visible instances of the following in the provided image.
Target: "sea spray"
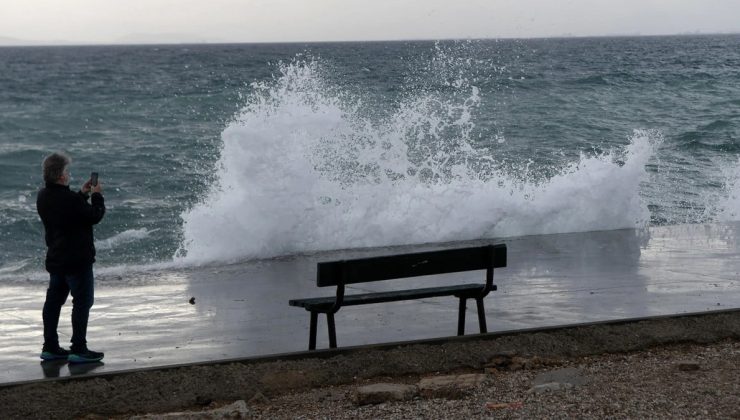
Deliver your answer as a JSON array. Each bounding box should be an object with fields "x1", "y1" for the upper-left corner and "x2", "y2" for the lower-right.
[
  {"x1": 718, "y1": 158, "x2": 740, "y2": 222},
  {"x1": 95, "y1": 228, "x2": 156, "y2": 251},
  {"x1": 177, "y1": 59, "x2": 659, "y2": 264}
]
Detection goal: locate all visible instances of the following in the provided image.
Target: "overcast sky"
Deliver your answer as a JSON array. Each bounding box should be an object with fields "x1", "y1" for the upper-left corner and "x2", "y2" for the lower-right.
[{"x1": 1, "y1": 0, "x2": 739, "y2": 45}]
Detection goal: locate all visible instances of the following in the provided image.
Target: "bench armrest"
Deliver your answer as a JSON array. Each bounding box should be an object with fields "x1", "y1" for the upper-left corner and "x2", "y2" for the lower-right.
[{"x1": 331, "y1": 284, "x2": 345, "y2": 313}]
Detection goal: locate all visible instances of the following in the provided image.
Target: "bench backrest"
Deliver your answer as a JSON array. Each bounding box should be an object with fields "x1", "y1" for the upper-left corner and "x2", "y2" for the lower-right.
[{"x1": 316, "y1": 244, "x2": 506, "y2": 287}]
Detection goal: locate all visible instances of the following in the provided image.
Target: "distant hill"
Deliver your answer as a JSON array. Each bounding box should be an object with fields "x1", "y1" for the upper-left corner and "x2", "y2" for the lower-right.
[
  {"x1": 114, "y1": 33, "x2": 221, "y2": 45},
  {"x1": 0, "y1": 36, "x2": 34, "y2": 46},
  {"x1": 0, "y1": 33, "x2": 220, "y2": 46},
  {"x1": 0, "y1": 36, "x2": 75, "y2": 46}
]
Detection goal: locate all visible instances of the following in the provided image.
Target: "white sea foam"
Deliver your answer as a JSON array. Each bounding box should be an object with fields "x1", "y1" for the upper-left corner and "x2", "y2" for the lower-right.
[
  {"x1": 95, "y1": 228, "x2": 154, "y2": 251},
  {"x1": 0, "y1": 259, "x2": 33, "y2": 275},
  {"x1": 176, "y1": 59, "x2": 660, "y2": 264},
  {"x1": 0, "y1": 259, "x2": 183, "y2": 284},
  {"x1": 0, "y1": 232, "x2": 156, "y2": 281},
  {"x1": 718, "y1": 158, "x2": 740, "y2": 222}
]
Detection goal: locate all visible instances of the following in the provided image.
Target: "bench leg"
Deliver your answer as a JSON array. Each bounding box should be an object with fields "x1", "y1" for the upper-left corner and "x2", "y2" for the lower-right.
[
  {"x1": 327, "y1": 312, "x2": 337, "y2": 349},
  {"x1": 476, "y1": 297, "x2": 487, "y2": 334},
  {"x1": 457, "y1": 298, "x2": 467, "y2": 336},
  {"x1": 309, "y1": 311, "x2": 318, "y2": 351}
]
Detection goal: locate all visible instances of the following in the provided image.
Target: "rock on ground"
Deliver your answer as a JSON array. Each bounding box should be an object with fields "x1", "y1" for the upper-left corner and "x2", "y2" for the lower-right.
[
  {"x1": 354, "y1": 383, "x2": 418, "y2": 405},
  {"x1": 130, "y1": 400, "x2": 249, "y2": 419}
]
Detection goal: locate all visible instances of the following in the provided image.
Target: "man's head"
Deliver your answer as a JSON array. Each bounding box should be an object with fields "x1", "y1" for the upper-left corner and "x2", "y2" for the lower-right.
[{"x1": 42, "y1": 152, "x2": 71, "y2": 186}]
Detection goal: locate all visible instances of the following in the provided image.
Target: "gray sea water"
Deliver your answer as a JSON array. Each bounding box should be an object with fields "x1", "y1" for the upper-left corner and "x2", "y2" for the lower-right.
[{"x1": 1, "y1": 35, "x2": 739, "y2": 279}]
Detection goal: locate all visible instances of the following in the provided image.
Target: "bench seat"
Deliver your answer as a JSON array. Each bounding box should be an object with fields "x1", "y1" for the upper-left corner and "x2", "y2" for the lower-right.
[{"x1": 289, "y1": 283, "x2": 495, "y2": 310}]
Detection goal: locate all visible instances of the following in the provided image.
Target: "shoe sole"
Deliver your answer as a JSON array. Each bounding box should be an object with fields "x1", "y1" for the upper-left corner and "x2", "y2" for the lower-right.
[
  {"x1": 68, "y1": 354, "x2": 104, "y2": 363},
  {"x1": 40, "y1": 352, "x2": 69, "y2": 361}
]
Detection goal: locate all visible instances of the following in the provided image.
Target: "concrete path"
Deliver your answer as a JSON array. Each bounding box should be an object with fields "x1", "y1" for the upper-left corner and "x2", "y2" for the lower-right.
[{"x1": 1, "y1": 223, "x2": 739, "y2": 384}]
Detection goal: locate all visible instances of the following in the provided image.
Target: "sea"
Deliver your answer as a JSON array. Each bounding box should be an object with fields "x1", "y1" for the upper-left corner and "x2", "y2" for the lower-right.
[{"x1": 1, "y1": 35, "x2": 739, "y2": 281}]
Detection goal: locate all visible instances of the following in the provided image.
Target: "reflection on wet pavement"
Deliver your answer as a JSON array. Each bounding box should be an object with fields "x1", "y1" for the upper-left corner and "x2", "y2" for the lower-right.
[{"x1": 2, "y1": 223, "x2": 739, "y2": 384}]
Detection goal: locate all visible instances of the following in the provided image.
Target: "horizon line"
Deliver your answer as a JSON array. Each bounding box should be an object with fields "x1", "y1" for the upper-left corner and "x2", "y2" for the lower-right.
[{"x1": 1, "y1": 31, "x2": 739, "y2": 48}]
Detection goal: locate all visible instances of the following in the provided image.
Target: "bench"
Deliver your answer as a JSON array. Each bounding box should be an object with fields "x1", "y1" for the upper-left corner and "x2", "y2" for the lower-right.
[{"x1": 289, "y1": 243, "x2": 507, "y2": 350}]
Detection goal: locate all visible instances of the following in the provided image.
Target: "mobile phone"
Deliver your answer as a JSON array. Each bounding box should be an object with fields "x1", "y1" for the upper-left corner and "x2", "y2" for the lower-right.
[{"x1": 90, "y1": 172, "x2": 99, "y2": 187}]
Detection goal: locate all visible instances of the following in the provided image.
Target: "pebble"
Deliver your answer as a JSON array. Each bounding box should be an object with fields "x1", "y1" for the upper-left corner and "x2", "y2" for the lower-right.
[
  {"x1": 354, "y1": 383, "x2": 417, "y2": 405},
  {"x1": 676, "y1": 361, "x2": 701, "y2": 371},
  {"x1": 247, "y1": 340, "x2": 739, "y2": 419}
]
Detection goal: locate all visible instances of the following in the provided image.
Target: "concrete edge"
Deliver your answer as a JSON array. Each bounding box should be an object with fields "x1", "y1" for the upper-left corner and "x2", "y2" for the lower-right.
[{"x1": 2, "y1": 307, "x2": 738, "y2": 390}]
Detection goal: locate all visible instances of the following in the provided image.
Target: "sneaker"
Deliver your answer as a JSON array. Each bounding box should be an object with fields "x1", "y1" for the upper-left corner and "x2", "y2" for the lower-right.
[
  {"x1": 40, "y1": 346, "x2": 70, "y2": 361},
  {"x1": 68, "y1": 348, "x2": 104, "y2": 364}
]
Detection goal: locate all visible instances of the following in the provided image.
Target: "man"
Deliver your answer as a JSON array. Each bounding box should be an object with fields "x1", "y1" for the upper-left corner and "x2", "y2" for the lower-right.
[{"x1": 36, "y1": 152, "x2": 105, "y2": 363}]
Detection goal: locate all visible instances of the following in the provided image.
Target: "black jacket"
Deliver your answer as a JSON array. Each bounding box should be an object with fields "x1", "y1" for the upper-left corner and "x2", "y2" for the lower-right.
[{"x1": 37, "y1": 183, "x2": 106, "y2": 274}]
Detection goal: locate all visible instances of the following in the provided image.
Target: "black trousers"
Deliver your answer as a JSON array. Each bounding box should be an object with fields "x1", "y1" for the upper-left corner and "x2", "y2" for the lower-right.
[{"x1": 42, "y1": 265, "x2": 94, "y2": 351}]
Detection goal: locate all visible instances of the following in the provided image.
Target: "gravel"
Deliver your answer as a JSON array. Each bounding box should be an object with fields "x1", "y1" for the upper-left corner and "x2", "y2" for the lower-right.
[{"x1": 250, "y1": 340, "x2": 740, "y2": 419}]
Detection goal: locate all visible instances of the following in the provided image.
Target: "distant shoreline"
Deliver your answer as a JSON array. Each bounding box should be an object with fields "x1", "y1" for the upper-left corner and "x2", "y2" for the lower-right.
[{"x1": 2, "y1": 31, "x2": 739, "y2": 48}]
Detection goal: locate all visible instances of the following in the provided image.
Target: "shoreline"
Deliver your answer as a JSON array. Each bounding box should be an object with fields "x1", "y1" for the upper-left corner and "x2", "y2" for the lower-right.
[
  {"x1": 2, "y1": 309, "x2": 738, "y2": 419},
  {"x1": 2, "y1": 223, "x2": 739, "y2": 387}
]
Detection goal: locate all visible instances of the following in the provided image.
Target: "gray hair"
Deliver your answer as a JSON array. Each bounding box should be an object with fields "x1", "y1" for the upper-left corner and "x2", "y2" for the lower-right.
[{"x1": 42, "y1": 152, "x2": 71, "y2": 184}]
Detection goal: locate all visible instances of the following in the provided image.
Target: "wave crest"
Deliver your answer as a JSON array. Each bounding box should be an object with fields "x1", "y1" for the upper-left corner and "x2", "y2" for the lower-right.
[{"x1": 176, "y1": 57, "x2": 659, "y2": 264}]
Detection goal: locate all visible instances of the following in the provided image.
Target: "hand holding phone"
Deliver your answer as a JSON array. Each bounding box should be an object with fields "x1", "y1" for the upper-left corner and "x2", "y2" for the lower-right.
[{"x1": 89, "y1": 172, "x2": 102, "y2": 194}]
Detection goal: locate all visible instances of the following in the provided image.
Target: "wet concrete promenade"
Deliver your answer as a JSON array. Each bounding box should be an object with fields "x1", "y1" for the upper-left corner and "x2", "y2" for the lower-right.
[{"x1": 2, "y1": 223, "x2": 739, "y2": 384}]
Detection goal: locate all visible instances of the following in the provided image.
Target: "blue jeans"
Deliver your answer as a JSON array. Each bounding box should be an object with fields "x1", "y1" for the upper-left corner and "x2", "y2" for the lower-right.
[{"x1": 42, "y1": 265, "x2": 94, "y2": 351}]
